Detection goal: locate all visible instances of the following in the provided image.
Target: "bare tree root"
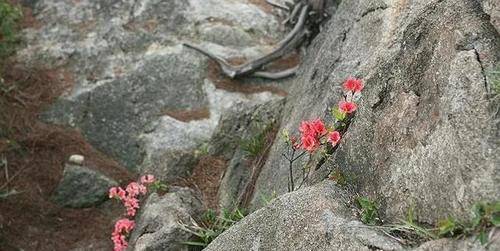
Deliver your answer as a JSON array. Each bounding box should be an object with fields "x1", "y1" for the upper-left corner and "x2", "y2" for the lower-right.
[{"x1": 183, "y1": 0, "x2": 328, "y2": 80}]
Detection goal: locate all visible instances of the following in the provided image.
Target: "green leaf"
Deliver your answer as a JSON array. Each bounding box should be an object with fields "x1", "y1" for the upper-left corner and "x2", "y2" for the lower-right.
[
  {"x1": 492, "y1": 214, "x2": 500, "y2": 227},
  {"x1": 332, "y1": 107, "x2": 346, "y2": 122},
  {"x1": 477, "y1": 231, "x2": 488, "y2": 245},
  {"x1": 406, "y1": 206, "x2": 416, "y2": 224},
  {"x1": 437, "y1": 217, "x2": 457, "y2": 236},
  {"x1": 492, "y1": 201, "x2": 500, "y2": 213},
  {"x1": 471, "y1": 203, "x2": 485, "y2": 227},
  {"x1": 357, "y1": 197, "x2": 378, "y2": 225}
]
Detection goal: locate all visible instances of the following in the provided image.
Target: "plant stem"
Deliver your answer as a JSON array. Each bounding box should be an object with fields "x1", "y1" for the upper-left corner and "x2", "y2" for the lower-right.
[{"x1": 288, "y1": 149, "x2": 295, "y2": 192}]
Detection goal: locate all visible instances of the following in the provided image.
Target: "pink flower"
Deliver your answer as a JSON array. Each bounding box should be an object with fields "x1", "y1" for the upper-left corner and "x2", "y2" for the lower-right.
[
  {"x1": 126, "y1": 182, "x2": 147, "y2": 197},
  {"x1": 140, "y1": 174, "x2": 156, "y2": 185},
  {"x1": 114, "y1": 218, "x2": 135, "y2": 234},
  {"x1": 301, "y1": 134, "x2": 320, "y2": 152},
  {"x1": 124, "y1": 197, "x2": 140, "y2": 216},
  {"x1": 339, "y1": 101, "x2": 357, "y2": 114},
  {"x1": 311, "y1": 119, "x2": 327, "y2": 136},
  {"x1": 299, "y1": 121, "x2": 314, "y2": 136},
  {"x1": 111, "y1": 234, "x2": 128, "y2": 251},
  {"x1": 111, "y1": 219, "x2": 135, "y2": 251},
  {"x1": 343, "y1": 77, "x2": 364, "y2": 93},
  {"x1": 109, "y1": 187, "x2": 126, "y2": 200},
  {"x1": 327, "y1": 131, "x2": 341, "y2": 146}
]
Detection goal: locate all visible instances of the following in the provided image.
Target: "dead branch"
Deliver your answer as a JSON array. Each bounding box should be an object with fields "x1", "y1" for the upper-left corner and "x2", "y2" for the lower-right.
[{"x1": 184, "y1": 0, "x2": 329, "y2": 80}]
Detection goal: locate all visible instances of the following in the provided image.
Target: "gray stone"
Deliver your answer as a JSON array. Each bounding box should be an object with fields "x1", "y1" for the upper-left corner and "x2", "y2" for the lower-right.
[
  {"x1": 251, "y1": 0, "x2": 500, "y2": 225},
  {"x1": 479, "y1": 0, "x2": 500, "y2": 32},
  {"x1": 52, "y1": 164, "x2": 118, "y2": 208},
  {"x1": 138, "y1": 81, "x2": 284, "y2": 182},
  {"x1": 19, "y1": 0, "x2": 284, "y2": 177},
  {"x1": 214, "y1": 99, "x2": 285, "y2": 210},
  {"x1": 414, "y1": 233, "x2": 500, "y2": 251},
  {"x1": 128, "y1": 187, "x2": 203, "y2": 251},
  {"x1": 206, "y1": 181, "x2": 403, "y2": 251}
]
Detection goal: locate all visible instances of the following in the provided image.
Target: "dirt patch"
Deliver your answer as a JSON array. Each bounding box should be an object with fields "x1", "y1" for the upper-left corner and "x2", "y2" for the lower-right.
[
  {"x1": 207, "y1": 61, "x2": 289, "y2": 96},
  {"x1": 161, "y1": 107, "x2": 211, "y2": 122},
  {"x1": 249, "y1": 0, "x2": 274, "y2": 14},
  {"x1": 0, "y1": 62, "x2": 133, "y2": 251},
  {"x1": 266, "y1": 51, "x2": 300, "y2": 71},
  {"x1": 173, "y1": 156, "x2": 227, "y2": 211}
]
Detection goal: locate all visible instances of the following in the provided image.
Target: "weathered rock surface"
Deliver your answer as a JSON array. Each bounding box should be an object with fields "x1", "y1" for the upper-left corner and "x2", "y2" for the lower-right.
[
  {"x1": 479, "y1": 0, "x2": 500, "y2": 32},
  {"x1": 52, "y1": 164, "x2": 117, "y2": 208},
  {"x1": 128, "y1": 187, "x2": 203, "y2": 251},
  {"x1": 19, "y1": 0, "x2": 285, "y2": 180},
  {"x1": 139, "y1": 81, "x2": 283, "y2": 182},
  {"x1": 213, "y1": 98, "x2": 285, "y2": 210},
  {"x1": 206, "y1": 181, "x2": 403, "y2": 251},
  {"x1": 414, "y1": 234, "x2": 500, "y2": 251},
  {"x1": 251, "y1": 0, "x2": 500, "y2": 225}
]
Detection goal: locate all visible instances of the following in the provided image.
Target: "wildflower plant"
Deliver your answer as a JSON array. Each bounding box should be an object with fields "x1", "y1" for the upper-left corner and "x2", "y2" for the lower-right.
[
  {"x1": 281, "y1": 77, "x2": 363, "y2": 192},
  {"x1": 180, "y1": 208, "x2": 247, "y2": 247},
  {"x1": 108, "y1": 174, "x2": 163, "y2": 251}
]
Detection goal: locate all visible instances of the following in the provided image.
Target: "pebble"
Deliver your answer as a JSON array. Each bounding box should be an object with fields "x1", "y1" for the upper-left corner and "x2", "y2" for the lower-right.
[{"x1": 69, "y1": 154, "x2": 85, "y2": 165}]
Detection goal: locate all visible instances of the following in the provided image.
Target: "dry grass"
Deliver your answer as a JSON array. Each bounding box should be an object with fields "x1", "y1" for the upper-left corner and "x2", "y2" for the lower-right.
[{"x1": 173, "y1": 156, "x2": 227, "y2": 211}]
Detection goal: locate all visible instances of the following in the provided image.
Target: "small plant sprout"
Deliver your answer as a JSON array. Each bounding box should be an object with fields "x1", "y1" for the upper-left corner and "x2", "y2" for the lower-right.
[
  {"x1": 180, "y1": 208, "x2": 247, "y2": 247},
  {"x1": 357, "y1": 197, "x2": 379, "y2": 225},
  {"x1": 281, "y1": 77, "x2": 364, "y2": 192},
  {"x1": 470, "y1": 201, "x2": 500, "y2": 245},
  {"x1": 488, "y1": 64, "x2": 500, "y2": 95},
  {"x1": 437, "y1": 216, "x2": 462, "y2": 237},
  {"x1": 240, "y1": 123, "x2": 273, "y2": 158}
]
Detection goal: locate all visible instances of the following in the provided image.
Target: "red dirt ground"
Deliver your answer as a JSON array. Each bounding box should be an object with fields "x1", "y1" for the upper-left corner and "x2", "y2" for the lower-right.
[
  {"x1": 0, "y1": 62, "x2": 134, "y2": 250},
  {"x1": 0, "y1": 3, "x2": 138, "y2": 249}
]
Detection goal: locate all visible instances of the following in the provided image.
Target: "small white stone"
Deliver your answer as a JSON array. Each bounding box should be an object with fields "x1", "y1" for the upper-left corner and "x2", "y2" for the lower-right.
[{"x1": 69, "y1": 154, "x2": 85, "y2": 165}]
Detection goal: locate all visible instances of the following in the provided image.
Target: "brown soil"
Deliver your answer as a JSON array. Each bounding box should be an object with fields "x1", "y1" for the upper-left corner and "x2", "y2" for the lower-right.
[
  {"x1": 0, "y1": 62, "x2": 134, "y2": 251},
  {"x1": 266, "y1": 51, "x2": 300, "y2": 72},
  {"x1": 161, "y1": 107, "x2": 211, "y2": 122},
  {"x1": 248, "y1": 0, "x2": 274, "y2": 14},
  {"x1": 173, "y1": 156, "x2": 227, "y2": 211}
]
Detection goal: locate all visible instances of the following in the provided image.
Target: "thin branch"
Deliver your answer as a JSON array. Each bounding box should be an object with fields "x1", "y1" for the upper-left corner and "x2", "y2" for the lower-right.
[
  {"x1": 292, "y1": 150, "x2": 307, "y2": 162},
  {"x1": 251, "y1": 66, "x2": 299, "y2": 79},
  {"x1": 282, "y1": 2, "x2": 303, "y2": 25}
]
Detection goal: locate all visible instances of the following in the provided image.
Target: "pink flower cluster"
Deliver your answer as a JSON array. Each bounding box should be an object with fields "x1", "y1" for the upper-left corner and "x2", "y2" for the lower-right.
[
  {"x1": 109, "y1": 174, "x2": 155, "y2": 251},
  {"x1": 299, "y1": 119, "x2": 326, "y2": 152},
  {"x1": 282, "y1": 77, "x2": 363, "y2": 192},
  {"x1": 295, "y1": 77, "x2": 364, "y2": 153},
  {"x1": 111, "y1": 219, "x2": 135, "y2": 251},
  {"x1": 343, "y1": 77, "x2": 364, "y2": 93}
]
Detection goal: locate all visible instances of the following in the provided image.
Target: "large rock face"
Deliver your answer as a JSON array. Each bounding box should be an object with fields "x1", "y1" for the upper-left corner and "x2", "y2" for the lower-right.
[
  {"x1": 206, "y1": 181, "x2": 403, "y2": 251},
  {"x1": 251, "y1": 0, "x2": 500, "y2": 225},
  {"x1": 19, "y1": 0, "x2": 285, "y2": 178},
  {"x1": 128, "y1": 187, "x2": 203, "y2": 251},
  {"x1": 52, "y1": 164, "x2": 118, "y2": 208}
]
